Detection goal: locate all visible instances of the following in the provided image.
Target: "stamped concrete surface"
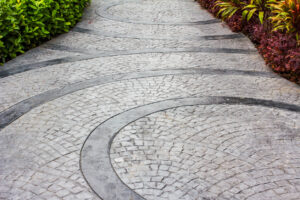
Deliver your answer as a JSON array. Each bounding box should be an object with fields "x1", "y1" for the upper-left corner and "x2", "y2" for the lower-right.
[{"x1": 0, "y1": 0, "x2": 299, "y2": 200}]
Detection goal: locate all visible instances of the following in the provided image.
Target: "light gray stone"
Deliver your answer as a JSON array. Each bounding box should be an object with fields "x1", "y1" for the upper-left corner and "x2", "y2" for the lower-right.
[{"x1": 0, "y1": 0, "x2": 299, "y2": 200}]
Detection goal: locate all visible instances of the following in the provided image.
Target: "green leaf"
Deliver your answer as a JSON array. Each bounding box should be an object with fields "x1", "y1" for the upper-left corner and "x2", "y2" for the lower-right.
[
  {"x1": 258, "y1": 11, "x2": 264, "y2": 24},
  {"x1": 242, "y1": 10, "x2": 248, "y2": 20},
  {"x1": 244, "y1": 5, "x2": 257, "y2": 9},
  {"x1": 247, "y1": 8, "x2": 257, "y2": 21}
]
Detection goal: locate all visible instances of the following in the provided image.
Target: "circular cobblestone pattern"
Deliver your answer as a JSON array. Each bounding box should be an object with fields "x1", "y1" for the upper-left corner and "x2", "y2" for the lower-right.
[
  {"x1": 99, "y1": 0, "x2": 215, "y2": 24},
  {"x1": 111, "y1": 105, "x2": 300, "y2": 200}
]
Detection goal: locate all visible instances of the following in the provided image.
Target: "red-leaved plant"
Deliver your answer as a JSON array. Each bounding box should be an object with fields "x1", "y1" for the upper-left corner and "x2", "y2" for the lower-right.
[{"x1": 196, "y1": 0, "x2": 300, "y2": 83}]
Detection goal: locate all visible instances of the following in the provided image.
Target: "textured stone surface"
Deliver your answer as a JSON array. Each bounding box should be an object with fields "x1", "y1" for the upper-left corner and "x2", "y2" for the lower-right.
[
  {"x1": 111, "y1": 105, "x2": 300, "y2": 200},
  {"x1": 0, "y1": 0, "x2": 299, "y2": 199},
  {"x1": 103, "y1": 0, "x2": 214, "y2": 23},
  {"x1": 81, "y1": 97, "x2": 299, "y2": 200}
]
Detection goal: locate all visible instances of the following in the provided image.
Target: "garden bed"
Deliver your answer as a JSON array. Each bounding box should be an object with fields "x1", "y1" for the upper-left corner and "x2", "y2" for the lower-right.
[
  {"x1": 0, "y1": 0, "x2": 90, "y2": 64},
  {"x1": 197, "y1": 0, "x2": 300, "y2": 84}
]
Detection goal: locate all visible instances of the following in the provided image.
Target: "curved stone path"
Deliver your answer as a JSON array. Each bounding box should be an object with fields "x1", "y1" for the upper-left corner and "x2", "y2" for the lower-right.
[{"x1": 0, "y1": 0, "x2": 299, "y2": 199}]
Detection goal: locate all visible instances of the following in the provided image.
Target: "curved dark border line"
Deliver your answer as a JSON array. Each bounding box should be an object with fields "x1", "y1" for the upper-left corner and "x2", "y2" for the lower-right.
[
  {"x1": 80, "y1": 96, "x2": 300, "y2": 200},
  {"x1": 0, "y1": 68, "x2": 279, "y2": 130},
  {"x1": 44, "y1": 44, "x2": 257, "y2": 55},
  {"x1": 0, "y1": 46, "x2": 257, "y2": 78},
  {"x1": 96, "y1": 1, "x2": 221, "y2": 25},
  {"x1": 72, "y1": 27, "x2": 245, "y2": 41}
]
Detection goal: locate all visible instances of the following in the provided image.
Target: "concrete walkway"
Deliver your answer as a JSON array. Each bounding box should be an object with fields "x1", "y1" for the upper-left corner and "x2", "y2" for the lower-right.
[{"x1": 0, "y1": 0, "x2": 299, "y2": 199}]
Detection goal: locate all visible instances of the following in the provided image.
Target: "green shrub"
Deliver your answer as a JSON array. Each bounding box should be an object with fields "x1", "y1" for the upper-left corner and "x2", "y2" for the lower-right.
[
  {"x1": 269, "y1": 0, "x2": 300, "y2": 37},
  {"x1": 242, "y1": 0, "x2": 270, "y2": 24},
  {"x1": 215, "y1": 0, "x2": 244, "y2": 20},
  {"x1": 0, "y1": 0, "x2": 90, "y2": 64}
]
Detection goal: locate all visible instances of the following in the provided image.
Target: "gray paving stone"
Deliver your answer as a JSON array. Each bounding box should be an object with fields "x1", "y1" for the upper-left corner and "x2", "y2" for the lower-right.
[
  {"x1": 110, "y1": 105, "x2": 300, "y2": 200},
  {"x1": 0, "y1": 0, "x2": 299, "y2": 199}
]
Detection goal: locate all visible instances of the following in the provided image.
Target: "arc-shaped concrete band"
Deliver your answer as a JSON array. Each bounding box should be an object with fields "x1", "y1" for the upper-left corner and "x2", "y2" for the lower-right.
[
  {"x1": 0, "y1": 68, "x2": 279, "y2": 130},
  {"x1": 96, "y1": 1, "x2": 221, "y2": 25},
  {"x1": 72, "y1": 27, "x2": 245, "y2": 41},
  {"x1": 0, "y1": 47, "x2": 256, "y2": 78},
  {"x1": 80, "y1": 96, "x2": 300, "y2": 200}
]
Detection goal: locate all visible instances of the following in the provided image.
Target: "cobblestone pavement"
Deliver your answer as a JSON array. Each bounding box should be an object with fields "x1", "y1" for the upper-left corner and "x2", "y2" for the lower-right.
[
  {"x1": 111, "y1": 105, "x2": 300, "y2": 200},
  {"x1": 0, "y1": 0, "x2": 299, "y2": 200}
]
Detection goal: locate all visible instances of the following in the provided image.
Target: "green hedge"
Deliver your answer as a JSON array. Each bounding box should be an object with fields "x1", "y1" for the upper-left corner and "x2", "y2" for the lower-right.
[{"x1": 0, "y1": 0, "x2": 90, "y2": 64}]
